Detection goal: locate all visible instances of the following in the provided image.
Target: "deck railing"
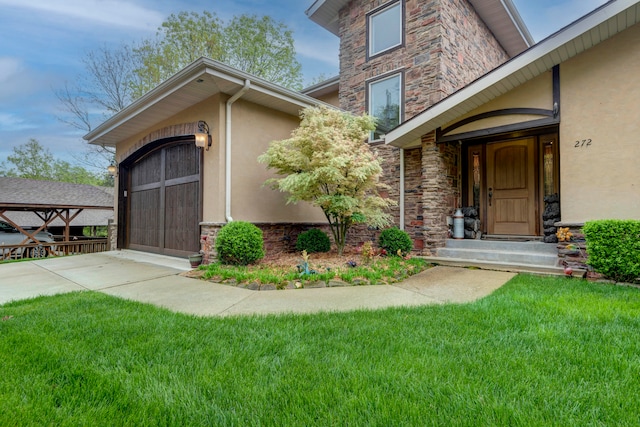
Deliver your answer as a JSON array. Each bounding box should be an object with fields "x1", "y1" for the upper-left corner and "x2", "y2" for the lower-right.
[{"x1": 0, "y1": 239, "x2": 108, "y2": 261}]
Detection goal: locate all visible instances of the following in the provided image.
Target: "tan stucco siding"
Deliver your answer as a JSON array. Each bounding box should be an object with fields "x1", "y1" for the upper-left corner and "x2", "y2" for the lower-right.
[
  {"x1": 113, "y1": 94, "x2": 326, "y2": 225},
  {"x1": 313, "y1": 91, "x2": 340, "y2": 107},
  {"x1": 228, "y1": 99, "x2": 327, "y2": 223},
  {"x1": 113, "y1": 95, "x2": 222, "y2": 222},
  {"x1": 442, "y1": 71, "x2": 553, "y2": 136},
  {"x1": 559, "y1": 23, "x2": 640, "y2": 222}
]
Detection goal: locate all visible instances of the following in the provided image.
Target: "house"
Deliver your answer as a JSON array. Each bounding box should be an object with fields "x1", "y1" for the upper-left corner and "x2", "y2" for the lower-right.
[
  {"x1": 85, "y1": 0, "x2": 640, "y2": 265},
  {"x1": 380, "y1": 0, "x2": 640, "y2": 254},
  {"x1": 84, "y1": 61, "x2": 332, "y2": 258},
  {"x1": 305, "y1": 0, "x2": 533, "y2": 252}
]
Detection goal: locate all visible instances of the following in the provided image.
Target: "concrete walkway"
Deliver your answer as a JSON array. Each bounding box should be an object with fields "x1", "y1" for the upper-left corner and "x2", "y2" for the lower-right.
[{"x1": 0, "y1": 250, "x2": 516, "y2": 316}]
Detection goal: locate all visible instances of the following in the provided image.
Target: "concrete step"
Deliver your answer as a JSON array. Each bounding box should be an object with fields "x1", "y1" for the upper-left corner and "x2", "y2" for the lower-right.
[
  {"x1": 420, "y1": 256, "x2": 566, "y2": 276},
  {"x1": 444, "y1": 238, "x2": 557, "y2": 254},
  {"x1": 435, "y1": 239, "x2": 559, "y2": 267}
]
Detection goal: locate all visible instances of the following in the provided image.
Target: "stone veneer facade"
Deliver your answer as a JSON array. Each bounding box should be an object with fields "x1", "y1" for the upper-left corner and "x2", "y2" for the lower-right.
[
  {"x1": 336, "y1": 0, "x2": 509, "y2": 254},
  {"x1": 200, "y1": 223, "x2": 334, "y2": 264}
]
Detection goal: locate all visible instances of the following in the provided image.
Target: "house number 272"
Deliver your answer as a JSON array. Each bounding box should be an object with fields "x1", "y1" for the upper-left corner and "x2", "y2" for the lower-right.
[{"x1": 574, "y1": 139, "x2": 592, "y2": 147}]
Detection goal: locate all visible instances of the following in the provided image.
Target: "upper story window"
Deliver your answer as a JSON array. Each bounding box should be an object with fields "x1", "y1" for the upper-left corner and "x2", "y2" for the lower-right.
[
  {"x1": 368, "y1": 72, "x2": 402, "y2": 141},
  {"x1": 368, "y1": 1, "x2": 403, "y2": 59}
]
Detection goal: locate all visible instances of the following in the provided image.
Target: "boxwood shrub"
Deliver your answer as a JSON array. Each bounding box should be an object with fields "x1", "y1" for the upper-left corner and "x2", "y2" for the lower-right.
[
  {"x1": 296, "y1": 228, "x2": 331, "y2": 253},
  {"x1": 215, "y1": 221, "x2": 265, "y2": 265},
  {"x1": 583, "y1": 219, "x2": 640, "y2": 283},
  {"x1": 378, "y1": 227, "x2": 413, "y2": 257}
]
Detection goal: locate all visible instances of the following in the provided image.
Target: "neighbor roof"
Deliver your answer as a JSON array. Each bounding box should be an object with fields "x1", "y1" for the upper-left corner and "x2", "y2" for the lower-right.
[
  {"x1": 301, "y1": 75, "x2": 340, "y2": 98},
  {"x1": 84, "y1": 58, "x2": 334, "y2": 147},
  {"x1": 0, "y1": 177, "x2": 114, "y2": 210},
  {"x1": 385, "y1": 0, "x2": 640, "y2": 149},
  {"x1": 306, "y1": 0, "x2": 534, "y2": 57}
]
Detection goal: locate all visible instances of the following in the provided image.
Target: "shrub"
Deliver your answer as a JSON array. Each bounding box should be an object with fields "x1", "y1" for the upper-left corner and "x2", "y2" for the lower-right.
[
  {"x1": 296, "y1": 228, "x2": 331, "y2": 253},
  {"x1": 583, "y1": 220, "x2": 640, "y2": 283},
  {"x1": 215, "y1": 221, "x2": 265, "y2": 265},
  {"x1": 378, "y1": 227, "x2": 413, "y2": 257}
]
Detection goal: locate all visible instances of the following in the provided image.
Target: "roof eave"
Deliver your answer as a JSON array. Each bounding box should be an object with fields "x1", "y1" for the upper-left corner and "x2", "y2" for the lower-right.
[
  {"x1": 385, "y1": 0, "x2": 640, "y2": 149},
  {"x1": 84, "y1": 57, "x2": 331, "y2": 147},
  {"x1": 307, "y1": 0, "x2": 532, "y2": 55}
]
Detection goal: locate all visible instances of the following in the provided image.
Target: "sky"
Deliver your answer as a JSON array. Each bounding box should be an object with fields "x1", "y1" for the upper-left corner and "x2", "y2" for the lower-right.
[{"x1": 0, "y1": 0, "x2": 609, "y2": 173}]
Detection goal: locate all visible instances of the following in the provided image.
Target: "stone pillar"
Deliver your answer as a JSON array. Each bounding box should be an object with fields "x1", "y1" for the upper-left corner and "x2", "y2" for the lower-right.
[
  {"x1": 555, "y1": 223, "x2": 598, "y2": 279},
  {"x1": 107, "y1": 219, "x2": 117, "y2": 251},
  {"x1": 420, "y1": 132, "x2": 460, "y2": 255}
]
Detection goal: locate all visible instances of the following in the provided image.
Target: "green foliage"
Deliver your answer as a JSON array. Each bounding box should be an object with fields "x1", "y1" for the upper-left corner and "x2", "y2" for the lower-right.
[
  {"x1": 295, "y1": 228, "x2": 331, "y2": 253},
  {"x1": 0, "y1": 139, "x2": 112, "y2": 186},
  {"x1": 202, "y1": 254, "x2": 429, "y2": 287},
  {"x1": 583, "y1": 220, "x2": 640, "y2": 283},
  {"x1": 222, "y1": 15, "x2": 302, "y2": 90},
  {"x1": 56, "y1": 13, "x2": 303, "y2": 137},
  {"x1": 378, "y1": 227, "x2": 413, "y2": 256},
  {"x1": 3, "y1": 275, "x2": 640, "y2": 425},
  {"x1": 214, "y1": 221, "x2": 265, "y2": 265},
  {"x1": 131, "y1": 12, "x2": 302, "y2": 98},
  {"x1": 82, "y1": 226, "x2": 108, "y2": 237},
  {"x1": 259, "y1": 106, "x2": 395, "y2": 255}
]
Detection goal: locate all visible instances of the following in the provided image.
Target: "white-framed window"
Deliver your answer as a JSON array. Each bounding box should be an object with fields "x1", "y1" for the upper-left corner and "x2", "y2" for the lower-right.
[
  {"x1": 368, "y1": 72, "x2": 402, "y2": 141},
  {"x1": 368, "y1": 1, "x2": 403, "y2": 58}
]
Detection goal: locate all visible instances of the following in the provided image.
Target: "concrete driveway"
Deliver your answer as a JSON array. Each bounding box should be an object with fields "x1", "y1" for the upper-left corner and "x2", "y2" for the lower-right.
[{"x1": 0, "y1": 250, "x2": 516, "y2": 316}]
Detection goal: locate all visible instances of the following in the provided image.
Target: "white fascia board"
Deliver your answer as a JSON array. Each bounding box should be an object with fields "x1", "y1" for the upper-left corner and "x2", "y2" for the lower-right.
[
  {"x1": 84, "y1": 61, "x2": 208, "y2": 144},
  {"x1": 501, "y1": 0, "x2": 534, "y2": 46},
  {"x1": 84, "y1": 57, "x2": 336, "y2": 144},
  {"x1": 305, "y1": 0, "x2": 326, "y2": 17}
]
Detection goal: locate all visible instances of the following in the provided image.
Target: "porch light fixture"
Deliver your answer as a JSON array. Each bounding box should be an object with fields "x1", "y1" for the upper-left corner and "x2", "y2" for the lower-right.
[
  {"x1": 195, "y1": 120, "x2": 212, "y2": 150},
  {"x1": 107, "y1": 163, "x2": 117, "y2": 176}
]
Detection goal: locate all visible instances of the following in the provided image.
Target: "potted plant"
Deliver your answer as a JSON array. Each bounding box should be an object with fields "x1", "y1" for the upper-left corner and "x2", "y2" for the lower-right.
[{"x1": 188, "y1": 252, "x2": 203, "y2": 268}]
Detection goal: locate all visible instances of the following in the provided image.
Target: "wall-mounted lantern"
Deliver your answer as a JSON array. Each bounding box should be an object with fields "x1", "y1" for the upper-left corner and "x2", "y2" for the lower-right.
[{"x1": 195, "y1": 120, "x2": 212, "y2": 150}]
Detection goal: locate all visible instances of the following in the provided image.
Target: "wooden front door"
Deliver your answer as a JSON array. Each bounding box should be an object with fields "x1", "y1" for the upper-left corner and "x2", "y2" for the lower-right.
[
  {"x1": 486, "y1": 138, "x2": 537, "y2": 235},
  {"x1": 127, "y1": 140, "x2": 201, "y2": 257}
]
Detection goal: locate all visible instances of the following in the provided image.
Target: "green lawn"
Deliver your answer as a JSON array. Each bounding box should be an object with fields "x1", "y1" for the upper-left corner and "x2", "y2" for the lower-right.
[{"x1": 1, "y1": 275, "x2": 639, "y2": 426}]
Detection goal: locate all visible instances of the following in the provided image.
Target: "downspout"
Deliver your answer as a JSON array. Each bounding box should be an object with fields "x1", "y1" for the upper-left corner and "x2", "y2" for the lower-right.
[
  {"x1": 399, "y1": 148, "x2": 405, "y2": 230},
  {"x1": 225, "y1": 79, "x2": 251, "y2": 222}
]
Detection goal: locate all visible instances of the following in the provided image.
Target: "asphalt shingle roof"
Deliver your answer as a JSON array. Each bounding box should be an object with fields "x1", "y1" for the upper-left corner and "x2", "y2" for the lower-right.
[{"x1": 0, "y1": 177, "x2": 114, "y2": 209}]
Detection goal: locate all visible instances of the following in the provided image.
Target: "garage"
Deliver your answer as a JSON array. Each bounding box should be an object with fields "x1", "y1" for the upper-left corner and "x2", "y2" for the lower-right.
[{"x1": 121, "y1": 137, "x2": 201, "y2": 257}]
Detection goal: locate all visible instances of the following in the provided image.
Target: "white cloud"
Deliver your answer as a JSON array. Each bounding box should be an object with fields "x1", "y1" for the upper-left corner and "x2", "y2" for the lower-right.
[
  {"x1": 0, "y1": 112, "x2": 32, "y2": 131},
  {"x1": 295, "y1": 39, "x2": 339, "y2": 67},
  {"x1": 0, "y1": 0, "x2": 164, "y2": 31},
  {"x1": 0, "y1": 57, "x2": 38, "y2": 103},
  {"x1": 0, "y1": 57, "x2": 21, "y2": 82}
]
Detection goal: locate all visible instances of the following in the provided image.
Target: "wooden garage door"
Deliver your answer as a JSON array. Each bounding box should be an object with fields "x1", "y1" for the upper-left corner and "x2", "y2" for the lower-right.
[{"x1": 128, "y1": 140, "x2": 201, "y2": 257}]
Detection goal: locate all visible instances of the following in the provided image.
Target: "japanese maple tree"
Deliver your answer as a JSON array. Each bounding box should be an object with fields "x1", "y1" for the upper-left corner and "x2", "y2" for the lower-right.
[{"x1": 259, "y1": 106, "x2": 394, "y2": 255}]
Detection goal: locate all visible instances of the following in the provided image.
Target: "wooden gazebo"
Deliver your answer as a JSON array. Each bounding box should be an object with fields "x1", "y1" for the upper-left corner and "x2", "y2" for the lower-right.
[{"x1": 0, "y1": 177, "x2": 114, "y2": 248}]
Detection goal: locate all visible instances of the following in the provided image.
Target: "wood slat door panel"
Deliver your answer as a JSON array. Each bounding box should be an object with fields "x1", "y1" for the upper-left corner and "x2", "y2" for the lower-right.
[
  {"x1": 129, "y1": 188, "x2": 160, "y2": 249},
  {"x1": 164, "y1": 181, "x2": 200, "y2": 255},
  {"x1": 131, "y1": 150, "x2": 161, "y2": 187}
]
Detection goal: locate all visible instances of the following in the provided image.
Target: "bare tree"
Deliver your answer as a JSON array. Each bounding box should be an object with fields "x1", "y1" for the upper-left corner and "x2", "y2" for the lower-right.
[{"x1": 55, "y1": 44, "x2": 137, "y2": 133}]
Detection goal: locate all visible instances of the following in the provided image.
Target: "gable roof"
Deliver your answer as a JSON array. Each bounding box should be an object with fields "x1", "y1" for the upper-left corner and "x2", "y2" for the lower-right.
[
  {"x1": 306, "y1": 0, "x2": 533, "y2": 57},
  {"x1": 385, "y1": 0, "x2": 640, "y2": 149},
  {"x1": 0, "y1": 177, "x2": 114, "y2": 210},
  {"x1": 84, "y1": 57, "x2": 333, "y2": 147}
]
